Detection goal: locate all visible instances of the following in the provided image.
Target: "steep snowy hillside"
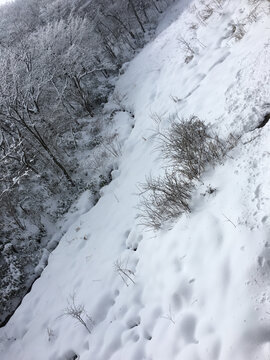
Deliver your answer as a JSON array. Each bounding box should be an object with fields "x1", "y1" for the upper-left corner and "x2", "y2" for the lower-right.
[{"x1": 1, "y1": 0, "x2": 270, "y2": 359}]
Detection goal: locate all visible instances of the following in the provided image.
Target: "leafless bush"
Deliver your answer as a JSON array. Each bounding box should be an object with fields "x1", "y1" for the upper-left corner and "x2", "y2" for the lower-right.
[
  {"x1": 138, "y1": 116, "x2": 237, "y2": 230},
  {"x1": 159, "y1": 116, "x2": 228, "y2": 180},
  {"x1": 246, "y1": 1, "x2": 269, "y2": 23},
  {"x1": 103, "y1": 133, "x2": 123, "y2": 158},
  {"x1": 114, "y1": 258, "x2": 135, "y2": 286},
  {"x1": 246, "y1": 4, "x2": 260, "y2": 23},
  {"x1": 225, "y1": 3, "x2": 267, "y2": 44},
  {"x1": 87, "y1": 147, "x2": 109, "y2": 175},
  {"x1": 190, "y1": 3, "x2": 214, "y2": 26},
  {"x1": 213, "y1": 0, "x2": 225, "y2": 9},
  {"x1": 248, "y1": 0, "x2": 265, "y2": 4},
  {"x1": 228, "y1": 20, "x2": 246, "y2": 41},
  {"x1": 198, "y1": 3, "x2": 214, "y2": 22},
  {"x1": 138, "y1": 170, "x2": 193, "y2": 230},
  {"x1": 111, "y1": 91, "x2": 134, "y2": 117},
  {"x1": 177, "y1": 36, "x2": 196, "y2": 64},
  {"x1": 188, "y1": 22, "x2": 199, "y2": 32},
  {"x1": 112, "y1": 91, "x2": 127, "y2": 109},
  {"x1": 62, "y1": 294, "x2": 94, "y2": 333}
]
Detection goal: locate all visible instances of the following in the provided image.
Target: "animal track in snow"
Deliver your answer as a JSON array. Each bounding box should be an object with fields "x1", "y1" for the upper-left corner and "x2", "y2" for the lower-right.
[
  {"x1": 126, "y1": 315, "x2": 141, "y2": 329},
  {"x1": 175, "y1": 279, "x2": 194, "y2": 304},
  {"x1": 125, "y1": 229, "x2": 144, "y2": 251},
  {"x1": 92, "y1": 292, "x2": 116, "y2": 324},
  {"x1": 171, "y1": 292, "x2": 183, "y2": 312},
  {"x1": 208, "y1": 52, "x2": 230, "y2": 72},
  {"x1": 177, "y1": 313, "x2": 198, "y2": 344}
]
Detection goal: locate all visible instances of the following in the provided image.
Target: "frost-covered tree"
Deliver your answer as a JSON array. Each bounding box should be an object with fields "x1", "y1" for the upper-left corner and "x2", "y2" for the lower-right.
[{"x1": 0, "y1": 0, "x2": 175, "y2": 326}]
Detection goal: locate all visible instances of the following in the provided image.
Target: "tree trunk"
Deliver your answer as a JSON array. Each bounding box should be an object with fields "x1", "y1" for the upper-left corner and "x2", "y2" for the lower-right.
[{"x1": 128, "y1": 0, "x2": 145, "y2": 33}]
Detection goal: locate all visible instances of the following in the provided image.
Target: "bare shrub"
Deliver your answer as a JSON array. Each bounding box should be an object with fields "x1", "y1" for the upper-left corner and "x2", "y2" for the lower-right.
[
  {"x1": 114, "y1": 258, "x2": 135, "y2": 286},
  {"x1": 246, "y1": 4, "x2": 260, "y2": 23},
  {"x1": 228, "y1": 20, "x2": 246, "y2": 41},
  {"x1": 138, "y1": 170, "x2": 193, "y2": 230},
  {"x1": 213, "y1": 0, "x2": 225, "y2": 9},
  {"x1": 248, "y1": 0, "x2": 264, "y2": 4},
  {"x1": 103, "y1": 133, "x2": 123, "y2": 158},
  {"x1": 198, "y1": 4, "x2": 214, "y2": 22},
  {"x1": 177, "y1": 36, "x2": 196, "y2": 64},
  {"x1": 111, "y1": 91, "x2": 134, "y2": 118},
  {"x1": 138, "y1": 115, "x2": 236, "y2": 230},
  {"x1": 158, "y1": 116, "x2": 228, "y2": 180},
  {"x1": 62, "y1": 294, "x2": 93, "y2": 333},
  {"x1": 224, "y1": 3, "x2": 265, "y2": 45},
  {"x1": 190, "y1": 2, "x2": 215, "y2": 26}
]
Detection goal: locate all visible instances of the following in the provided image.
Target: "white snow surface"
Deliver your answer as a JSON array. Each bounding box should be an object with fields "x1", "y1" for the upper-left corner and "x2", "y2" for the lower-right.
[{"x1": 1, "y1": 0, "x2": 270, "y2": 359}]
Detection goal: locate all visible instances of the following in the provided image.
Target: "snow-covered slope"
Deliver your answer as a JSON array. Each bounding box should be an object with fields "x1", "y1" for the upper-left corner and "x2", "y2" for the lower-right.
[{"x1": 1, "y1": 0, "x2": 270, "y2": 359}]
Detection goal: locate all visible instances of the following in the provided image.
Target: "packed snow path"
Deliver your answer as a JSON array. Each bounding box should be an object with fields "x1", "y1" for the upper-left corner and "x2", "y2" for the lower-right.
[{"x1": 1, "y1": 0, "x2": 270, "y2": 359}]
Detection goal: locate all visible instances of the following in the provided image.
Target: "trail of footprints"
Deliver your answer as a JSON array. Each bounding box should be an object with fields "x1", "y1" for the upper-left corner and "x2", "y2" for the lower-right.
[
  {"x1": 58, "y1": 227, "x2": 222, "y2": 360},
  {"x1": 87, "y1": 228, "x2": 145, "y2": 360},
  {"x1": 97, "y1": 229, "x2": 218, "y2": 359}
]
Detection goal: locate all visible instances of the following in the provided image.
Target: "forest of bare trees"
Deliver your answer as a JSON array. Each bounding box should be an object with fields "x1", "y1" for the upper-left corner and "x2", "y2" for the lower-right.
[{"x1": 0, "y1": 0, "x2": 175, "y2": 325}]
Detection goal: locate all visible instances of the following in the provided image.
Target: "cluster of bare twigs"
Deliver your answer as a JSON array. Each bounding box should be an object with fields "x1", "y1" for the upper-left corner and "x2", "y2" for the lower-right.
[
  {"x1": 114, "y1": 259, "x2": 136, "y2": 287},
  {"x1": 138, "y1": 115, "x2": 237, "y2": 230},
  {"x1": 62, "y1": 294, "x2": 94, "y2": 334}
]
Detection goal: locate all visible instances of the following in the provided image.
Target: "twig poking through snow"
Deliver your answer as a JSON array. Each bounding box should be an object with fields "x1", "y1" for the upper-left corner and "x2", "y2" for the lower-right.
[
  {"x1": 222, "y1": 213, "x2": 237, "y2": 228},
  {"x1": 114, "y1": 259, "x2": 135, "y2": 287}
]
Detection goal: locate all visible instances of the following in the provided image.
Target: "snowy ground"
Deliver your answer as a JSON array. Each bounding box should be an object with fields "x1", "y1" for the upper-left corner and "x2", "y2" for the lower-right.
[{"x1": 1, "y1": 0, "x2": 270, "y2": 359}]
